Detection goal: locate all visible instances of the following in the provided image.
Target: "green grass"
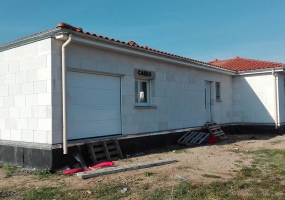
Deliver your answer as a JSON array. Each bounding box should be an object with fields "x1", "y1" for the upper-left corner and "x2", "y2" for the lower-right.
[{"x1": 202, "y1": 174, "x2": 221, "y2": 178}]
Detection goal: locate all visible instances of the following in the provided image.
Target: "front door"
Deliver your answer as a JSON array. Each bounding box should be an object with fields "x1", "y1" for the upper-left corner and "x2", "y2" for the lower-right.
[{"x1": 205, "y1": 81, "x2": 211, "y2": 122}]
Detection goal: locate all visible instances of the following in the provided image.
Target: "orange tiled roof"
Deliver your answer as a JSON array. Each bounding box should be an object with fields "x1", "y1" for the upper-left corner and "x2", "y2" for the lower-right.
[{"x1": 208, "y1": 56, "x2": 285, "y2": 72}]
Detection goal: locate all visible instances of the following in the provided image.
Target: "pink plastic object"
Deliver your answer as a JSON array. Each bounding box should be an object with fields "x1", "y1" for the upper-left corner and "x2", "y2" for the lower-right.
[
  {"x1": 87, "y1": 161, "x2": 115, "y2": 170},
  {"x1": 63, "y1": 168, "x2": 84, "y2": 175}
]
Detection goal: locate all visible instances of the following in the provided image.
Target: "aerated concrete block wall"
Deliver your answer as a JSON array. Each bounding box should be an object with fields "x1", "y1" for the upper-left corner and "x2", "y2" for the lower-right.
[
  {"x1": 51, "y1": 40, "x2": 233, "y2": 142},
  {"x1": 232, "y1": 74, "x2": 275, "y2": 123},
  {"x1": 0, "y1": 39, "x2": 53, "y2": 144},
  {"x1": 277, "y1": 74, "x2": 285, "y2": 124}
]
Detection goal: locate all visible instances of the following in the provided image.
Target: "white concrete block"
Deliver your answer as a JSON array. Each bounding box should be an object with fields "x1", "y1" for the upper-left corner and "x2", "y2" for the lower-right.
[
  {"x1": 38, "y1": 93, "x2": 51, "y2": 105},
  {"x1": 4, "y1": 96, "x2": 14, "y2": 107},
  {"x1": 0, "y1": 75, "x2": 5, "y2": 86},
  {"x1": 28, "y1": 118, "x2": 38, "y2": 130},
  {"x1": 0, "y1": 118, "x2": 4, "y2": 129},
  {"x1": 34, "y1": 106, "x2": 49, "y2": 118},
  {"x1": 35, "y1": 55, "x2": 47, "y2": 69},
  {"x1": 0, "y1": 63, "x2": 8, "y2": 75},
  {"x1": 21, "y1": 130, "x2": 33, "y2": 142},
  {"x1": 37, "y1": 68, "x2": 51, "y2": 80},
  {"x1": 33, "y1": 80, "x2": 47, "y2": 93},
  {"x1": 8, "y1": 84, "x2": 21, "y2": 96},
  {"x1": 27, "y1": 69, "x2": 38, "y2": 82},
  {"x1": 11, "y1": 130, "x2": 22, "y2": 141},
  {"x1": 0, "y1": 86, "x2": 8, "y2": 96},
  {"x1": 14, "y1": 95, "x2": 26, "y2": 107},
  {"x1": 0, "y1": 107, "x2": 9, "y2": 118},
  {"x1": 33, "y1": 130, "x2": 48, "y2": 144},
  {"x1": 38, "y1": 118, "x2": 51, "y2": 131},
  {"x1": 17, "y1": 119, "x2": 27, "y2": 130},
  {"x1": 5, "y1": 118, "x2": 17, "y2": 129},
  {"x1": 143, "y1": 114, "x2": 153, "y2": 123},
  {"x1": 20, "y1": 107, "x2": 32, "y2": 118},
  {"x1": 26, "y1": 94, "x2": 38, "y2": 106},
  {"x1": 16, "y1": 71, "x2": 27, "y2": 83},
  {"x1": 5, "y1": 73, "x2": 16, "y2": 85},
  {"x1": 9, "y1": 107, "x2": 20, "y2": 118},
  {"x1": 21, "y1": 82, "x2": 33, "y2": 94},
  {"x1": 1, "y1": 130, "x2": 11, "y2": 140},
  {"x1": 0, "y1": 97, "x2": 3, "y2": 107},
  {"x1": 8, "y1": 61, "x2": 20, "y2": 73}
]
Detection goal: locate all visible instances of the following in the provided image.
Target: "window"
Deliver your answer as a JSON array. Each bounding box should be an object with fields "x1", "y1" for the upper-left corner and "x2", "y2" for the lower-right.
[
  {"x1": 215, "y1": 82, "x2": 221, "y2": 101},
  {"x1": 135, "y1": 80, "x2": 150, "y2": 105}
]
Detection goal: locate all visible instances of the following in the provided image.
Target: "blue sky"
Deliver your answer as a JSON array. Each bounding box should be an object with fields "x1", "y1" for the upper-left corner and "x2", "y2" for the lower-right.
[{"x1": 1, "y1": 0, "x2": 285, "y2": 62}]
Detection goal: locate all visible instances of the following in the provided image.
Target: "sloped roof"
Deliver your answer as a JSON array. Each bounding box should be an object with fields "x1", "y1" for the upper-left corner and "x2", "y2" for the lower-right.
[{"x1": 208, "y1": 56, "x2": 285, "y2": 71}]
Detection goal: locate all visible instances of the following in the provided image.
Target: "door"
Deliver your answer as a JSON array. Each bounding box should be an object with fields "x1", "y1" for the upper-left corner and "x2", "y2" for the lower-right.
[
  {"x1": 66, "y1": 71, "x2": 121, "y2": 140},
  {"x1": 205, "y1": 81, "x2": 211, "y2": 122}
]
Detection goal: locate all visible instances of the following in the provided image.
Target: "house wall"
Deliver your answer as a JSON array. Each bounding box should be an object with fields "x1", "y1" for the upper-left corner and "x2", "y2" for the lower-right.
[
  {"x1": 277, "y1": 73, "x2": 285, "y2": 124},
  {"x1": 51, "y1": 40, "x2": 233, "y2": 144},
  {"x1": 232, "y1": 74, "x2": 275, "y2": 123},
  {"x1": 0, "y1": 39, "x2": 53, "y2": 144}
]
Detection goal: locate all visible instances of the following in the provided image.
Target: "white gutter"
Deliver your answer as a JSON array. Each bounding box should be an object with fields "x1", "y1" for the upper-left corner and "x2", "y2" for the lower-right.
[
  {"x1": 61, "y1": 34, "x2": 73, "y2": 154},
  {"x1": 272, "y1": 69, "x2": 279, "y2": 129},
  {"x1": 55, "y1": 33, "x2": 235, "y2": 75},
  {"x1": 237, "y1": 67, "x2": 285, "y2": 75}
]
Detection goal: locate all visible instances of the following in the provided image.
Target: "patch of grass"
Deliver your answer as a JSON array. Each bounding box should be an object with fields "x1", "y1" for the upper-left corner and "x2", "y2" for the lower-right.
[
  {"x1": 0, "y1": 189, "x2": 18, "y2": 199},
  {"x1": 176, "y1": 165, "x2": 191, "y2": 170},
  {"x1": 144, "y1": 187, "x2": 168, "y2": 200},
  {"x1": 202, "y1": 174, "x2": 221, "y2": 179},
  {"x1": 144, "y1": 171, "x2": 155, "y2": 177},
  {"x1": 0, "y1": 163, "x2": 18, "y2": 178},
  {"x1": 270, "y1": 140, "x2": 282, "y2": 145},
  {"x1": 29, "y1": 169, "x2": 52, "y2": 179},
  {"x1": 93, "y1": 183, "x2": 131, "y2": 199},
  {"x1": 21, "y1": 187, "x2": 77, "y2": 200}
]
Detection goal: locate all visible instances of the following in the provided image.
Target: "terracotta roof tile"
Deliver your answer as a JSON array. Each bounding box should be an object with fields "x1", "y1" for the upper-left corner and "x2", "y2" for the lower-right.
[
  {"x1": 208, "y1": 57, "x2": 285, "y2": 71},
  {"x1": 55, "y1": 22, "x2": 223, "y2": 70}
]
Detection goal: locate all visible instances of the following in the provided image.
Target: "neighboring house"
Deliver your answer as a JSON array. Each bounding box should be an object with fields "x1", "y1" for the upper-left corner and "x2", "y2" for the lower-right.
[{"x1": 0, "y1": 22, "x2": 284, "y2": 169}]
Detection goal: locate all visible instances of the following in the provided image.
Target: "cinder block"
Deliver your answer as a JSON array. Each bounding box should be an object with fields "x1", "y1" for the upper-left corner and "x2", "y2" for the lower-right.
[
  {"x1": 20, "y1": 107, "x2": 32, "y2": 118},
  {"x1": 143, "y1": 114, "x2": 153, "y2": 123},
  {"x1": 33, "y1": 80, "x2": 47, "y2": 93},
  {"x1": 16, "y1": 71, "x2": 27, "y2": 83},
  {"x1": 5, "y1": 118, "x2": 17, "y2": 129},
  {"x1": 37, "y1": 68, "x2": 51, "y2": 81},
  {"x1": 27, "y1": 118, "x2": 38, "y2": 130},
  {"x1": 33, "y1": 130, "x2": 48, "y2": 144},
  {"x1": 33, "y1": 106, "x2": 48, "y2": 118},
  {"x1": 38, "y1": 93, "x2": 51, "y2": 105},
  {"x1": 26, "y1": 94, "x2": 38, "y2": 106},
  {"x1": 1, "y1": 130, "x2": 11, "y2": 140},
  {"x1": 0, "y1": 63, "x2": 8, "y2": 75},
  {"x1": 14, "y1": 95, "x2": 26, "y2": 107},
  {"x1": 0, "y1": 86, "x2": 8, "y2": 96},
  {"x1": 138, "y1": 124, "x2": 149, "y2": 133},
  {"x1": 4, "y1": 96, "x2": 14, "y2": 107},
  {"x1": 81, "y1": 59, "x2": 95, "y2": 71},
  {"x1": 38, "y1": 38, "x2": 51, "y2": 53},
  {"x1": 21, "y1": 130, "x2": 33, "y2": 142},
  {"x1": 8, "y1": 61, "x2": 20, "y2": 73},
  {"x1": 27, "y1": 69, "x2": 38, "y2": 82},
  {"x1": 0, "y1": 107, "x2": 9, "y2": 118},
  {"x1": 38, "y1": 118, "x2": 52, "y2": 131},
  {"x1": 11, "y1": 130, "x2": 22, "y2": 141},
  {"x1": 8, "y1": 84, "x2": 20, "y2": 96},
  {"x1": 0, "y1": 97, "x2": 3, "y2": 107},
  {"x1": 17, "y1": 119, "x2": 28, "y2": 130},
  {"x1": 5, "y1": 73, "x2": 16, "y2": 85},
  {"x1": 123, "y1": 124, "x2": 138, "y2": 135},
  {"x1": 21, "y1": 82, "x2": 33, "y2": 95}
]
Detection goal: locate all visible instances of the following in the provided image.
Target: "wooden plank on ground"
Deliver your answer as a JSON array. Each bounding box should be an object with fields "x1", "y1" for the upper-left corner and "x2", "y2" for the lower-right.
[{"x1": 76, "y1": 159, "x2": 177, "y2": 179}]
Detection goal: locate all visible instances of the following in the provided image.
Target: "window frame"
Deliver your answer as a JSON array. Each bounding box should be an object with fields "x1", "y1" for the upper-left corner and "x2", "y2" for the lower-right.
[
  {"x1": 134, "y1": 79, "x2": 151, "y2": 106},
  {"x1": 215, "y1": 82, "x2": 221, "y2": 101}
]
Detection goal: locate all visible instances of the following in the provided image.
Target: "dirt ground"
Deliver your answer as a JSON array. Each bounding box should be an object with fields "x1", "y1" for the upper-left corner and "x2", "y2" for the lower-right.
[{"x1": 1, "y1": 134, "x2": 285, "y2": 194}]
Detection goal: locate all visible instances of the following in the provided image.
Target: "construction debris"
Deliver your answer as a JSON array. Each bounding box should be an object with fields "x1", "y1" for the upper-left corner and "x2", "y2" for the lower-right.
[
  {"x1": 76, "y1": 159, "x2": 177, "y2": 179},
  {"x1": 177, "y1": 131, "x2": 210, "y2": 145},
  {"x1": 88, "y1": 139, "x2": 123, "y2": 164},
  {"x1": 206, "y1": 122, "x2": 227, "y2": 139}
]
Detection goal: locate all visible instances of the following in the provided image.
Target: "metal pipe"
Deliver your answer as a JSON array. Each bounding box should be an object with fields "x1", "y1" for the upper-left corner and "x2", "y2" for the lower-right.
[
  {"x1": 62, "y1": 34, "x2": 73, "y2": 154},
  {"x1": 272, "y1": 69, "x2": 278, "y2": 129}
]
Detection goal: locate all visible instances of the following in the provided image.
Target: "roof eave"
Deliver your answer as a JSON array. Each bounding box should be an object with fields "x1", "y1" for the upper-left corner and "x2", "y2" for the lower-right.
[
  {"x1": 55, "y1": 29, "x2": 236, "y2": 75},
  {"x1": 0, "y1": 28, "x2": 61, "y2": 52},
  {"x1": 236, "y1": 66, "x2": 285, "y2": 75}
]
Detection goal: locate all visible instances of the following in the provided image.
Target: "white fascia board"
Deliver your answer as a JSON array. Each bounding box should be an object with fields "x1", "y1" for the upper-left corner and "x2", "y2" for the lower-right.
[
  {"x1": 237, "y1": 67, "x2": 285, "y2": 75},
  {"x1": 55, "y1": 32, "x2": 236, "y2": 75}
]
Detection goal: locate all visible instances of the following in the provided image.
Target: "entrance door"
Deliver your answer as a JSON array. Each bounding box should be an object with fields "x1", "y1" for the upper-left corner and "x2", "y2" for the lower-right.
[
  {"x1": 66, "y1": 71, "x2": 121, "y2": 140},
  {"x1": 205, "y1": 81, "x2": 211, "y2": 122}
]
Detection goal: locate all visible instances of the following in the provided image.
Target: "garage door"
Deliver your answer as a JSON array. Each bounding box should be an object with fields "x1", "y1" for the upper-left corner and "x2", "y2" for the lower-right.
[{"x1": 66, "y1": 71, "x2": 121, "y2": 140}]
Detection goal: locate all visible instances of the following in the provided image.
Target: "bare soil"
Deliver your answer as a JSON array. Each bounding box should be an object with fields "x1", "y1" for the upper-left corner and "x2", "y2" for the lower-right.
[{"x1": 1, "y1": 134, "x2": 285, "y2": 196}]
